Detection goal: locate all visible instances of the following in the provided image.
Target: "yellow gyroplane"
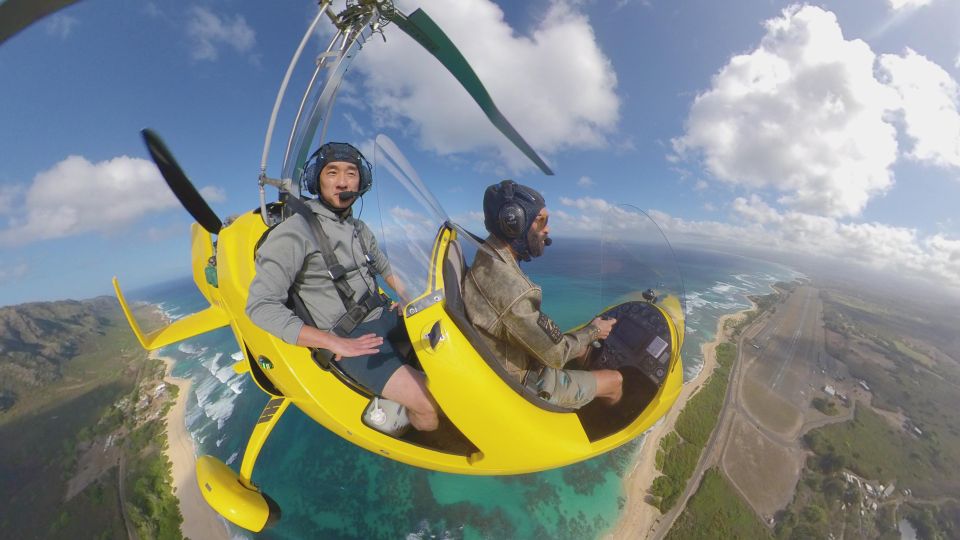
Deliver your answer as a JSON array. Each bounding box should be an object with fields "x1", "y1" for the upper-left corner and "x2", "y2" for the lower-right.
[{"x1": 111, "y1": 1, "x2": 687, "y2": 532}]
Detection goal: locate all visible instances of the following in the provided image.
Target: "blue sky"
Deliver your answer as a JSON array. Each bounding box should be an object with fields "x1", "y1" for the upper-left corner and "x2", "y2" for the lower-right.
[{"x1": 2, "y1": 0, "x2": 960, "y2": 306}]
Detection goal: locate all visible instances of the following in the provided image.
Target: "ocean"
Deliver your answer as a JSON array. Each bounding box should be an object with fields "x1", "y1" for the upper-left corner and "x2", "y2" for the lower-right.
[{"x1": 131, "y1": 242, "x2": 799, "y2": 539}]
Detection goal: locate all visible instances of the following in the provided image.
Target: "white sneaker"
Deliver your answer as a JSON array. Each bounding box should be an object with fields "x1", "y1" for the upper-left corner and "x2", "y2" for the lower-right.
[{"x1": 362, "y1": 397, "x2": 411, "y2": 436}]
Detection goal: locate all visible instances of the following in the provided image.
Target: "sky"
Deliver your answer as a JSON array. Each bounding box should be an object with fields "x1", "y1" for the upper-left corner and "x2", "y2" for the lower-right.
[{"x1": 2, "y1": 0, "x2": 960, "y2": 306}]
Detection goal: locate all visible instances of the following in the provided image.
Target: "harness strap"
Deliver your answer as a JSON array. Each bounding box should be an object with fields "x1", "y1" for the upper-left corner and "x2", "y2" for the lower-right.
[{"x1": 284, "y1": 195, "x2": 359, "y2": 309}]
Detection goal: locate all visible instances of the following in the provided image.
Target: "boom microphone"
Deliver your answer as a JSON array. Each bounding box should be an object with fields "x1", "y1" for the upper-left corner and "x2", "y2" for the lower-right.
[
  {"x1": 337, "y1": 187, "x2": 369, "y2": 201},
  {"x1": 544, "y1": 236, "x2": 552, "y2": 246}
]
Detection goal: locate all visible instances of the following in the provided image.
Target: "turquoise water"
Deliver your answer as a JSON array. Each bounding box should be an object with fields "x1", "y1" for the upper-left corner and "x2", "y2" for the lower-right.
[{"x1": 131, "y1": 244, "x2": 799, "y2": 539}]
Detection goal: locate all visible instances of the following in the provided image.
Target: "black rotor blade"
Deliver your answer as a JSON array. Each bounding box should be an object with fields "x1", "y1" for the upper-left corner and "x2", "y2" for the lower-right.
[
  {"x1": 385, "y1": 8, "x2": 554, "y2": 175},
  {"x1": 141, "y1": 129, "x2": 222, "y2": 234},
  {"x1": 0, "y1": 0, "x2": 81, "y2": 45}
]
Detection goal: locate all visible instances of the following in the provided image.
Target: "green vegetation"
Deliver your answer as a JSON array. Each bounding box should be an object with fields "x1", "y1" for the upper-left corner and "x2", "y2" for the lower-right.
[
  {"x1": 811, "y1": 397, "x2": 839, "y2": 416},
  {"x1": 775, "y1": 286, "x2": 960, "y2": 540},
  {"x1": 774, "y1": 464, "x2": 860, "y2": 540},
  {"x1": 0, "y1": 298, "x2": 184, "y2": 539},
  {"x1": 804, "y1": 405, "x2": 943, "y2": 495},
  {"x1": 666, "y1": 468, "x2": 772, "y2": 540},
  {"x1": 892, "y1": 339, "x2": 935, "y2": 368},
  {"x1": 126, "y1": 437, "x2": 183, "y2": 540},
  {"x1": 729, "y1": 290, "x2": 783, "y2": 337},
  {"x1": 650, "y1": 343, "x2": 736, "y2": 512},
  {"x1": 901, "y1": 502, "x2": 960, "y2": 540},
  {"x1": 820, "y1": 293, "x2": 960, "y2": 498}
]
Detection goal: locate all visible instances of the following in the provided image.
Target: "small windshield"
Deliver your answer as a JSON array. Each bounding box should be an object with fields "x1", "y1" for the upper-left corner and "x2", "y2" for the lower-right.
[
  {"x1": 370, "y1": 134, "x2": 450, "y2": 303},
  {"x1": 600, "y1": 204, "x2": 686, "y2": 334}
]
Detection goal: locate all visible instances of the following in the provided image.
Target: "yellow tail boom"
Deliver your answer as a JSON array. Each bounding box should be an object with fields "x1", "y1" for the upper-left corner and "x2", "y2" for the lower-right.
[{"x1": 112, "y1": 276, "x2": 230, "y2": 350}]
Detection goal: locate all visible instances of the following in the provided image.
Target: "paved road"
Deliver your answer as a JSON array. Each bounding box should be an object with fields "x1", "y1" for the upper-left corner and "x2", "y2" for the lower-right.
[{"x1": 648, "y1": 308, "x2": 774, "y2": 539}]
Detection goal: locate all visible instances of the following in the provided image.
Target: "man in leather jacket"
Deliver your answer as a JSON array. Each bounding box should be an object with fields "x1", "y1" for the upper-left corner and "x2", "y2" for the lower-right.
[{"x1": 463, "y1": 180, "x2": 623, "y2": 409}]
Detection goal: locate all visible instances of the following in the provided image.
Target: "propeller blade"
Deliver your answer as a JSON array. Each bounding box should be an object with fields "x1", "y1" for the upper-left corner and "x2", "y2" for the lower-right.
[
  {"x1": 385, "y1": 8, "x2": 554, "y2": 175},
  {"x1": 141, "y1": 129, "x2": 223, "y2": 234}
]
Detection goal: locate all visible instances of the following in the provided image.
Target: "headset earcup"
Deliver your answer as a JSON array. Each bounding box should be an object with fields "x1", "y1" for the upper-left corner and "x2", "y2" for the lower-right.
[
  {"x1": 303, "y1": 162, "x2": 319, "y2": 195},
  {"x1": 498, "y1": 203, "x2": 525, "y2": 239},
  {"x1": 359, "y1": 157, "x2": 372, "y2": 192}
]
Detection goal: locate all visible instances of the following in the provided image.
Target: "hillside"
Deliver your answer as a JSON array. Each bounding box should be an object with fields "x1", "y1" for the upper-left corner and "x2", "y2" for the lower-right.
[
  {"x1": 0, "y1": 296, "x2": 184, "y2": 539},
  {"x1": 0, "y1": 297, "x2": 119, "y2": 411}
]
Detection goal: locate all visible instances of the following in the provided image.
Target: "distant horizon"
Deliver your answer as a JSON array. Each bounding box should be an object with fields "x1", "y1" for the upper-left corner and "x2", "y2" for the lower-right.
[{"x1": 5, "y1": 240, "x2": 957, "y2": 310}]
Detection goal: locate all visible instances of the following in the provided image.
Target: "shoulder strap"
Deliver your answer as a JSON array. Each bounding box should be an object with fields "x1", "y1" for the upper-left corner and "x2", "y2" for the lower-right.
[{"x1": 284, "y1": 196, "x2": 359, "y2": 313}]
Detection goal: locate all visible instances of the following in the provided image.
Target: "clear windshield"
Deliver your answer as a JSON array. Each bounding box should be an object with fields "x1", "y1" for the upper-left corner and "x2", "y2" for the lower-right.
[
  {"x1": 599, "y1": 205, "x2": 686, "y2": 335},
  {"x1": 369, "y1": 135, "x2": 684, "y2": 339},
  {"x1": 371, "y1": 134, "x2": 450, "y2": 303}
]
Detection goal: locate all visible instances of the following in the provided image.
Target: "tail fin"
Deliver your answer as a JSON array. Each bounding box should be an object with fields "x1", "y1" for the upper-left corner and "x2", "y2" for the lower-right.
[{"x1": 113, "y1": 277, "x2": 229, "y2": 350}]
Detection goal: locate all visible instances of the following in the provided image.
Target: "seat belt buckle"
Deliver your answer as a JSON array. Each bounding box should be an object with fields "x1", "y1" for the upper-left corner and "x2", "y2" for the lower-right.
[{"x1": 326, "y1": 264, "x2": 346, "y2": 280}]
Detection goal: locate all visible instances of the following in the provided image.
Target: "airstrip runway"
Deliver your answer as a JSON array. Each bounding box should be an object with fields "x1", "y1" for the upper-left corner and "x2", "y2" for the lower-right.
[
  {"x1": 721, "y1": 284, "x2": 853, "y2": 520},
  {"x1": 651, "y1": 284, "x2": 854, "y2": 537}
]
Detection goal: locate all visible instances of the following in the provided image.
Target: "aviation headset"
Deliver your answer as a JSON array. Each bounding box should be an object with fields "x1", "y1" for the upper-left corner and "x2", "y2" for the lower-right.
[
  {"x1": 484, "y1": 179, "x2": 547, "y2": 243},
  {"x1": 301, "y1": 142, "x2": 373, "y2": 197}
]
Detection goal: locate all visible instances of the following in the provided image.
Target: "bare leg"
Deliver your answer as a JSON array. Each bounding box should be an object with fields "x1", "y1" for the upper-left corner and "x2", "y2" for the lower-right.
[
  {"x1": 381, "y1": 365, "x2": 440, "y2": 431},
  {"x1": 593, "y1": 369, "x2": 623, "y2": 405}
]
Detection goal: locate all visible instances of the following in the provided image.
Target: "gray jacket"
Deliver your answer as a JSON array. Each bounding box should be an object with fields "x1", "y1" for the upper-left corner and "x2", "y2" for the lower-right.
[
  {"x1": 246, "y1": 199, "x2": 392, "y2": 344},
  {"x1": 463, "y1": 235, "x2": 598, "y2": 382}
]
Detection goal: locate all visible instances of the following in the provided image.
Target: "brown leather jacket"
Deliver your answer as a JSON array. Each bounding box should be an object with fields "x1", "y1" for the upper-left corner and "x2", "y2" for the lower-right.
[{"x1": 463, "y1": 235, "x2": 599, "y2": 382}]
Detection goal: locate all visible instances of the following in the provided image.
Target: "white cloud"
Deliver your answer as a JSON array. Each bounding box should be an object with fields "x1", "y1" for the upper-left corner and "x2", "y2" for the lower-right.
[
  {"x1": 553, "y1": 196, "x2": 960, "y2": 290},
  {"x1": 577, "y1": 176, "x2": 595, "y2": 187},
  {"x1": 0, "y1": 155, "x2": 215, "y2": 246},
  {"x1": 0, "y1": 261, "x2": 29, "y2": 281},
  {"x1": 672, "y1": 5, "x2": 899, "y2": 218},
  {"x1": 693, "y1": 180, "x2": 708, "y2": 191},
  {"x1": 186, "y1": 6, "x2": 255, "y2": 61},
  {"x1": 0, "y1": 184, "x2": 23, "y2": 217},
  {"x1": 353, "y1": 0, "x2": 619, "y2": 171},
  {"x1": 559, "y1": 196, "x2": 612, "y2": 212},
  {"x1": 732, "y1": 195, "x2": 781, "y2": 225},
  {"x1": 199, "y1": 185, "x2": 227, "y2": 203},
  {"x1": 45, "y1": 14, "x2": 79, "y2": 39},
  {"x1": 887, "y1": 0, "x2": 932, "y2": 11},
  {"x1": 879, "y1": 49, "x2": 960, "y2": 169},
  {"x1": 144, "y1": 3, "x2": 162, "y2": 18}
]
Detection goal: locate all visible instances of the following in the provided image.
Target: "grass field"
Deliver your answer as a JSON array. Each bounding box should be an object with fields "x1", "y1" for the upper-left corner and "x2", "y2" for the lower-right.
[
  {"x1": 721, "y1": 416, "x2": 805, "y2": 517},
  {"x1": 892, "y1": 339, "x2": 936, "y2": 368},
  {"x1": 666, "y1": 468, "x2": 772, "y2": 540},
  {"x1": 741, "y1": 375, "x2": 802, "y2": 434}
]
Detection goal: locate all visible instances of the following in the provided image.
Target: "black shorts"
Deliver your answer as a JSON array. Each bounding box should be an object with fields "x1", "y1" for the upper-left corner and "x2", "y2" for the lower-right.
[{"x1": 336, "y1": 308, "x2": 414, "y2": 395}]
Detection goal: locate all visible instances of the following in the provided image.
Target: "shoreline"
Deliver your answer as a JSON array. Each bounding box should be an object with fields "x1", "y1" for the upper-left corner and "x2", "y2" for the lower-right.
[
  {"x1": 603, "y1": 307, "x2": 750, "y2": 539},
  {"x1": 154, "y1": 350, "x2": 231, "y2": 540}
]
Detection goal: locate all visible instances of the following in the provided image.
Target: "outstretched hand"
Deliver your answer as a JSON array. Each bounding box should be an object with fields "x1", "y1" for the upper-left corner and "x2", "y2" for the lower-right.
[
  {"x1": 330, "y1": 333, "x2": 383, "y2": 361},
  {"x1": 591, "y1": 317, "x2": 617, "y2": 340}
]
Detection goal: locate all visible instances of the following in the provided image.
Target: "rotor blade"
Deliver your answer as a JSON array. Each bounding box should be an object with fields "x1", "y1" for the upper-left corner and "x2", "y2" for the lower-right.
[
  {"x1": 385, "y1": 8, "x2": 554, "y2": 176},
  {"x1": 141, "y1": 129, "x2": 223, "y2": 234},
  {"x1": 0, "y1": 0, "x2": 81, "y2": 45}
]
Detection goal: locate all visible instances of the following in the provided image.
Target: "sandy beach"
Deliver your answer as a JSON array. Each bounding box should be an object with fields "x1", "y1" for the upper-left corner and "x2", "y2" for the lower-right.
[
  {"x1": 603, "y1": 309, "x2": 747, "y2": 540},
  {"x1": 156, "y1": 351, "x2": 231, "y2": 540}
]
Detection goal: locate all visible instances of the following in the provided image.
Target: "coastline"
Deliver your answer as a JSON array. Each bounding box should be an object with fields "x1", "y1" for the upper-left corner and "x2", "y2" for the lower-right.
[
  {"x1": 604, "y1": 307, "x2": 749, "y2": 539},
  {"x1": 155, "y1": 350, "x2": 231, "y2": 540}
]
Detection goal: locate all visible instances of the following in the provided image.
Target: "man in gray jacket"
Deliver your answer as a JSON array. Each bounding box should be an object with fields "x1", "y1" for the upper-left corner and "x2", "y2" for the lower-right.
[
  {"x1": 246, "y1": 142, "x2": 439, "y2": 432},
  {"x1": 463, "y1": 180, "x2": 623, "y2": 409}
]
